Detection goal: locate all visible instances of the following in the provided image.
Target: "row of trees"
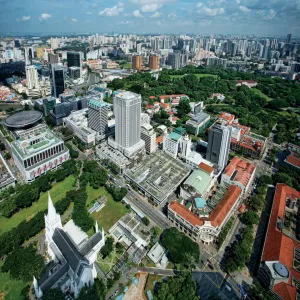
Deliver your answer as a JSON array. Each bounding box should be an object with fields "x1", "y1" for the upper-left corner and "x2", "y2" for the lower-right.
[
  {"x1": 222, "y1": 176, "x2": 271, "y2": 273},
  {"x1": 80, "y1": 160, "x2": 108, "y2": 189},
  {"x1": 106, "y1": 184, "x2": 128, "y2": 202},
  {"x1": 0, "y1": 188, "x2": 75, "y2": 257},
  {"x1": 154, "y1": 271, "x2": 198, "y2": 300},
  {"x1": 0, "y1": 159, "x2": 78, "y2": 218}
]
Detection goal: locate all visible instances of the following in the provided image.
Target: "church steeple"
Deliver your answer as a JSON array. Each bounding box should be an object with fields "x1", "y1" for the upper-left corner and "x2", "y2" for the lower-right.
[
  {"x1": 95, "y1": 221, "x2": 99, "y2": 233},
  {"x1": 33, "y1": 276, "x2": 43, "y2": 298},
  {"x1": 47, "y1": 192, "x2": 57, "y2": 223}
]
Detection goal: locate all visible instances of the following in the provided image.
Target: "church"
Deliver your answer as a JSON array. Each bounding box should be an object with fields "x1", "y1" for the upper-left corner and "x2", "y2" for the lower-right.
[{"x1": 33, "y1": 193, "x2": 105, "y2": 298}]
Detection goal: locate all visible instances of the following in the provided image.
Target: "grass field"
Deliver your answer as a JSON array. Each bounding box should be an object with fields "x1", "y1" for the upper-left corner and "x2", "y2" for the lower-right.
[
  {"x1": 170, "y1": 73, "x2": 218, "y2": 79},
  {"x1": 0, "y1": 262, "x2": 27, "y2": 300},
  {"x1": 91, "y1": 187, "x2": 130, "y2": 231},
  {"x1": 97, "y1": 248, "x2": 122, "y2": 274},
  {"x1": 251, "y1": 88, "x2": 272, "y2": 101},
  {"x1": 122, "y1": 63, "x2": 132, "y2": 69},
  {"x1": 0, "y1": 176, "x2": 76, "y2": 236},
  {"x1": 144, "y1": 274, "x2": 164, "y2": 292},
  {"x1": 86, "y1": 185, "x2": 104, "y2": 206}
]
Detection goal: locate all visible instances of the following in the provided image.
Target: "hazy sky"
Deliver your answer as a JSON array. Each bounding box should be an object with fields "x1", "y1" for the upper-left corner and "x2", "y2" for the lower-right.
[{"x1": 1, "y1": 0, "x2": 300, "y2": 36}]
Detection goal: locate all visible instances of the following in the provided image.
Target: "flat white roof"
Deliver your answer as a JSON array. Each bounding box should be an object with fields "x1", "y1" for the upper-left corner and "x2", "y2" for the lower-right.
[{"x1": 64, "y1": 219, "x2": 88, "y2": 246}]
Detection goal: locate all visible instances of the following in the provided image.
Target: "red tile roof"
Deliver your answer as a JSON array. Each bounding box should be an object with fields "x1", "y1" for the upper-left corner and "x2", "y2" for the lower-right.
[
  {"x1": 149, "y1": 96, "x2": 156, "y2": 99},
  {"x1": 156, "y1": 136, "x2": 164, "y2": 145},
  {"x1": 218, "y1": 112, "x2": 235, "y2": 124},
  {"x1": 198, "y1": 162, "x2": 214, "y2": 174},
  {"x1": 160, "y1": 102, "x2": 170, "y2": 109},
  {"x1": 223, "y1": 156, "x2": 256, "y2": 187},
  {"x1": 286, "y1": 153, "x2": 300, "y2": 169},
  {"x1": 169, "y1": 201, "x2": 204, "y2": 226},
  {"x1": 146, "y1": 104, "x2": 153, "y2": 109},
  {"x1": 209, "y1": 185, "x2": 242, "y2": 227},
  {"x1": 262, "y1": 184, "x2": 300, "y2": 300}
]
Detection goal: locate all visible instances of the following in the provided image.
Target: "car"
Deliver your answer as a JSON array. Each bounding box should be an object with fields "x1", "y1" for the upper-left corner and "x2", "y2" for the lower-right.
[
  {"x1": 225, "y1": 284, "x2": 232, "y2": 292},
  {"x1": 208, "y1": 263, "x2": 214, "y2": 270}
]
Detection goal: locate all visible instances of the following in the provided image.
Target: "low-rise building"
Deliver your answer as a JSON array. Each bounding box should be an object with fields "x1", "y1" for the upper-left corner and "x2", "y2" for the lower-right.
[
  {"x1": 221, "y1": 156, "x2": 256, "y2": 195},
  {"x1": 11, "y1": 128, "x2": 69, "y2": 182},
  {"x1": 180, "y1": 165, "x2": 215, "y2": 199},
  {"x1": 236, "y1": 80, "x2": 258, "y2": 88},
  {"x1": 284, "y1": 149, "x2": 300, "y2": 174},
  {"x1": 168, "y1": 184, "x2": 242, "y2": 244},
  {"x1": 0, "y1": 153, "x2": 15, "y2": 191},
  {"x1": 147, "y1": 242, "x2": 168, "y2": 268},
  {"x1": 258, "y1": 184, "x2": 300, "y2": 300},
  {"x1": 159, "y1": 94, "x2": 189, "y2": 106},
  {"x1": 186, "y1": 112, "x2": 211, "y2": 136},
  {"x1": 63, "y1": 109, "x2": 96, "y2": 147}
]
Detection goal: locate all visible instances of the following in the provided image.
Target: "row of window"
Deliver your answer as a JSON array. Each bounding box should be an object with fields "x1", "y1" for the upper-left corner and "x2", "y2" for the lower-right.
[{"x1": 24, "y1": 143, "x2": 64, "y2": 168}]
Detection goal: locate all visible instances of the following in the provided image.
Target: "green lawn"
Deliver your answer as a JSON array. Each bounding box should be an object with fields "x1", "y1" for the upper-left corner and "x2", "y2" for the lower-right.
[
  {"x1": 97, "y1": 248, "x2": 122, "y2": 274},
  {"x1": 0, "y1": 176, "x2": 76, "y2": 236},
  {"x1": 170, "y1": 73, "x2": 218, "y2": 79},
  {"x1": 86, "y1": 185, "x2": 104, "y2": 206},
  {"x1": 0, "y1": 262, "x2": 27, "y2": 300},
  {"x1": 144, "y1": 274, "x2": 164, "y2": 292},
  {"x1": 251, "y1": 88, "x2": 272, "y2": 101},
  {"x1": 122, "y1": 63, "x2": 132, "y2": 69},
  {"x1": 91, "y1": 187, "x2": 130, "y2": 231}
]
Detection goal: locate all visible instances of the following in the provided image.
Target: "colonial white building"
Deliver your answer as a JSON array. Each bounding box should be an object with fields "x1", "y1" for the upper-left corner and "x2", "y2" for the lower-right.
[
  {"x1": 11, "y1": 129, "x2": 70, "y2": 183},
  {"x1": 34, "y1": 193, "x2": 105, "y2": 298}
]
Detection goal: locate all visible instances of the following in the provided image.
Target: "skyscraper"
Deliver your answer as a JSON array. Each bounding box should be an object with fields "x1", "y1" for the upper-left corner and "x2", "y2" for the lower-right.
[
  {"x1": 132, "y1": 55, "x2": 142, "y2": 70},
  {"x1": 88, "y1": 99, "x2": 108, "y2": 140},
  {"x1": 67, "y1": 51, "x2": 82, "y2": 77},
  {"x1": 286, "y1": 34, "x2": 292, "y2": 43},
  {"x1": 263, "y1": 39, "x2": 270, "y2": 59},
  {"x1": 24, "y1": 47, "x2": 34, "y2": 65},
  {"x1": 52, "y1": 64, "x2": 65, "y2": 98},
  {"x1": 167, "y1": 53, "x2": 180, "y2": 69},
  {"x1": 206, "y1": 123, "x2": 232, "y2": 171},
  {"x1": 149, "y1": 55, "x2": 159, "y2": 70},
  {"x1": 113, "y1": 91, "x2": 145, "y2": 157},
  {"x1": 50, "y1": 38, "x2": 59, "y2": 50},
  {"x1": 25, "y1": 65, "x2": 39, "y2": 90}
]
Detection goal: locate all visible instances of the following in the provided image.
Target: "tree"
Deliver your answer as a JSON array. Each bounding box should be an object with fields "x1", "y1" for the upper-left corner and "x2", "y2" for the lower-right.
[
  {"x1": 43, "y1": 288, "x2": 65, "y2": 300},
  {"x1": 77, "y1": 278, "x2": 106, "y2": 300},
  {"x1": 142, "y1": 217, "x2": 150, "y2": 226},
  {"x1": 1, "y1": 245, "x2": 44, "y2": 282},
  {"x1": 100, "y1": 237, "x2": 114, "y2": 258},
  {"x1": 161, "y1": 228, "x2": 199, "y2": 264},
  {"x1": 4, "y1": 152, "x2": 11, "y2": 160},
  {"x1": 241, "y1": 211, "x2": 259, "y2": 225},
  {"x1": 0, "y1": 142, "x2": 5, "y2": 151}
]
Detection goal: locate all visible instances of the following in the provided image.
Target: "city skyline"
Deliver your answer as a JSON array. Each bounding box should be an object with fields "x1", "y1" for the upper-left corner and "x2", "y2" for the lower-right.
[{"x1": 1, "y1": 0, "x2": 300, "y2": 36}]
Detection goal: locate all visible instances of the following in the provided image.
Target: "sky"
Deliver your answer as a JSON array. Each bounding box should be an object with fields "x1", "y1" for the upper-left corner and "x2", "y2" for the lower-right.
[{"x1": 1, "y1": 0, "x2": 300, "y2": 36}]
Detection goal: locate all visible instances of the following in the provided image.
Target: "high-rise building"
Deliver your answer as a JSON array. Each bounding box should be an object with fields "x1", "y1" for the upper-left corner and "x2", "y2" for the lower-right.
[
  {"x1": 286, "y1": 33, "x2": 292, "y2": 44},
  {"x1": 25, "y1": 65, "x2": 39, "y2": 90},
  {"x1": 88, "y1": 98, "x2": 108, "y2": 140},
  {"x1": 167, "y1": 52, "x2": 180, "y2": 69},
  {"x1": 67, "y1": 51, "x2": 81, "y2": 69},
  {"x1": 36, "y1": 46, "x2": 46, "y2": 59},
  {"x1": 149, "y1": 55, "x2": 159, "y2": 70},
  {"x1": 113, "y1": 91, "x2": 145, "y2": 158},
  {"x1": 206, "y1": 123, "x2": 232, "y2": 171},
  {"x1": 141, "y1": 113, "x2": 156, "y2": 154},
  {"x1": 48, "y1": 53, "x2": 60, "y2": 64},
  {"x1": 132, "y1": 55, "x2": 142, "y2": 70},
  {"x1": 231, "y1": 42, "x2": 237, "y2": 57},
  {"x1": 24, "y1": 47, "x2": 34, "y2": 65},
  {"x1": 263, "y1": 39, "x2": 270, "y2": 59},
  {"x1": 50, "y1": 38, "x2": 59, "y2": 50},
  {"x1": 52, "y1": 64, "x2": 65, "y2": 98}
]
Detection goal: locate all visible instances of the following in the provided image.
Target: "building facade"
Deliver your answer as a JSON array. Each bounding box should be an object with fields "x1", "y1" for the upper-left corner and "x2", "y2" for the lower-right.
[
  {"x1": 11, "y1": 129, "x2": 70, "y2": 182},
  {"x1": 132, "y1": 55, "x2": 142, "y2": 70},
  {"x1": 52, "y1": 64, "x2": 65, "y2": 98},
  {"x1": 206, "y1": 123, "x2": 231, "y2": 171}
]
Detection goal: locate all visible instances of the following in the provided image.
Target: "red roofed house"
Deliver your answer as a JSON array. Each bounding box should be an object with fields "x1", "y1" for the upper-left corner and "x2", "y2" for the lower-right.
[
  {"x1": 284, "y1": 153, "x2": 300, "y2": 173},
  {"x1": 159, "y1": 94, "x2": 189, "y2": 106},
  {"x1": 258, "y1": 184, "x2": 300, "y2": 300},
  {"x1": 168, "y1": 185, "x2": 242, "y2": 244},
  {"x1": 221, "y1": 156, "x2": 256, "y2": 195},
  {"x1": 218, "y1": 112, "x2": 235, "y2": 125},
  {"x1": 236, "y1": 80, "x2": 258, "y2": 88}
]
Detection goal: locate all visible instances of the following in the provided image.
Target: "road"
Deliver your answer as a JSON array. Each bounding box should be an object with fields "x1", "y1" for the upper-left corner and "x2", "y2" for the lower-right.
[{"x1": 125, "y1": 188, "x2": 170, "y2": 230}]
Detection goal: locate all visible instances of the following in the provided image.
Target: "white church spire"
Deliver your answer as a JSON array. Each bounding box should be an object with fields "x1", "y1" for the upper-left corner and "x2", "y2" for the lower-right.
[
  {"x1": 33, "y1": 276, "x2": 43, "y2": 298},
  {"x1": 95, "y1": 221, "x2": 99, "y2": 233},
  {"x1": 47, "y1": 192, "x2": 57, "y2": 222}
]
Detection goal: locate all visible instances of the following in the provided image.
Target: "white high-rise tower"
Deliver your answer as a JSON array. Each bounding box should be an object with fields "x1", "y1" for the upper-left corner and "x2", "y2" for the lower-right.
[
  {"x1": 44, "y1": 192, "x2": 62, "y2": 260},
  {"x1": 113, "y1": 91, "x2": 145, "y2": 158},
  {"x1": 26, "y1": 65, "x2": 39, "y2": 90}
]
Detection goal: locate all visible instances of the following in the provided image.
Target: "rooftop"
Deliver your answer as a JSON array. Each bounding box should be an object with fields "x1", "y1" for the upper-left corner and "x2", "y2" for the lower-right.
[
  {"x1": 4, "y1": 110, "x2": 43, "y2": 129},
  {"x1": 169, "y1": 201, "x2": 204, "y2": 226},
  {"x1": 199, "y1": 162, "x2": 214, "y2": 174},
  {"x1": 168, "y1": 132, "x2": 182, "y2": 141},
  {"x1": 194, "y1": 197, "x2": 207, "y2": 209},
  {"x1": 11, "y1": 129, "x2": 63, "y2": 159},
  {"x1": 125, "y1": 151, "x2": 190, "y2": 204},
  {"x1": 218, "y1": 112, "x2": 235, "y2": 124},
  {"x1": 183, "y1": 168, "x2": 213, "y2": 195},
  {"x1": 285, "y1": 153, "x2": 300, "y2": 169},
  {"x1": 261, "y1": 184, "x2": 300, "y2": 300},
  {"x1": 223, "y1": 156, "x2": 256, "y2": 187}
]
